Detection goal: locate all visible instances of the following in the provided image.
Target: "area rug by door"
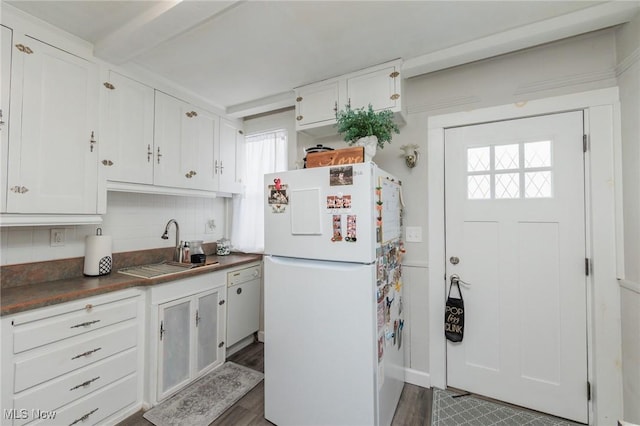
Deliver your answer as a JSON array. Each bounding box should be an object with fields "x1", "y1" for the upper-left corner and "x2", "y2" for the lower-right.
[
  {"x1": 143, "y1": 362, "x2": 263, "y2": 426},
  {"x1": 431, "y1": 389, "x2": 581, "y2": 426}
]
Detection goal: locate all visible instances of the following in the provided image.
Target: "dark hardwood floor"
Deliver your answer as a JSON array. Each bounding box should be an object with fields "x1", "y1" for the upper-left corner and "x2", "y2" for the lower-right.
[{"x1": 117, "y1": 342, "x2": 432, "y2": 426}]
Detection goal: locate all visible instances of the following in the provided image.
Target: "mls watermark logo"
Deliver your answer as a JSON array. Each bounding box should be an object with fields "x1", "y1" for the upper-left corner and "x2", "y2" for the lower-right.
[{"x1": 4, "y1": 409, "x2": 57, "y2": 421}]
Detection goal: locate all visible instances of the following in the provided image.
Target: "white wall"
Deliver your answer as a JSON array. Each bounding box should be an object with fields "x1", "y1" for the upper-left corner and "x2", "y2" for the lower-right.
[
  {"x1": 296, "y1": 28, "x2": 619, "y2": 384},
  {"x1": 0, "y1": 192, "x2": 226, "y2": 265},
  {"x1": 616, "y1": 11, "x2": 640, "y2": 424}
]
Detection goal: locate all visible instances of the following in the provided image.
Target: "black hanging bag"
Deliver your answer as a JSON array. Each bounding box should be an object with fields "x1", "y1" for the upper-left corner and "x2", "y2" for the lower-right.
[{"x1": 445, "y1": 275, "x2": 465, "y2": 342}]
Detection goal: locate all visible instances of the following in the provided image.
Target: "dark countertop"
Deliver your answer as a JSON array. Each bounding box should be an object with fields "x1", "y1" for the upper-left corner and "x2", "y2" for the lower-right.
[{"x1": 1, "y1": 253, "x2": 262, "y2": 316}]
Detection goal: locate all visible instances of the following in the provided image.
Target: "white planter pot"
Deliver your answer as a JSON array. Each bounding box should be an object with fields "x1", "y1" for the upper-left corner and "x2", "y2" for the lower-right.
[{"x1": 356, "y1": 135, "x2": 378, "y2": 162}]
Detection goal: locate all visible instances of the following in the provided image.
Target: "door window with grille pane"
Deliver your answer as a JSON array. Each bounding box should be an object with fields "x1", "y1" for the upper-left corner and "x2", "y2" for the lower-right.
[{"x1": 467, "y1": 140, "x2": 552, "y2": 200}]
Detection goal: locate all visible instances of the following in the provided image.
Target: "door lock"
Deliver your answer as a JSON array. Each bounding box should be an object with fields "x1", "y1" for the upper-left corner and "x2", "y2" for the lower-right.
[{"x1": 449, "y1": 256, "x2": 460, "y2": 265}]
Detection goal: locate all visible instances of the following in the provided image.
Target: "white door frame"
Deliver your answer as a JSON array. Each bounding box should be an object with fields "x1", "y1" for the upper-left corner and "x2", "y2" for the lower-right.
[{"x1": 427, "y1": 88, "x2": 624, "y2": 425}]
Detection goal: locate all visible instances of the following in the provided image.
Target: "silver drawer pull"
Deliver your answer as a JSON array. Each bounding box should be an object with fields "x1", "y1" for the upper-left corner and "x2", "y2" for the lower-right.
[
  {"x1": 69, "y1": 408, "x2": 98, "y2": 426},
  {"x1": 70, "y1": 320, "x2": 101, "y2": 329},
  {"x1": 69, "y1": 376, "x2": 100, "y2": 391},
  {"x1": 71, "y1": 347, "x2": 101, "y2": 360}
]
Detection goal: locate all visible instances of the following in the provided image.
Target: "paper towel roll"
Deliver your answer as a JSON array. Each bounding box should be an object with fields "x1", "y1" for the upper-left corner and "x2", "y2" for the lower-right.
[{"x1": 84, "y1": 229, "x2": 112, "y2": 276}]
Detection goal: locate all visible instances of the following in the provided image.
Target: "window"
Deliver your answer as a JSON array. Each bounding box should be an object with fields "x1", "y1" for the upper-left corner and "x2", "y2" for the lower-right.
[
  {"x1": 467, "y1": 140, "x2": 552, "y2": 200},
  {"x1": 231, "y1": 129, "x2": 287, "y2": 253}
]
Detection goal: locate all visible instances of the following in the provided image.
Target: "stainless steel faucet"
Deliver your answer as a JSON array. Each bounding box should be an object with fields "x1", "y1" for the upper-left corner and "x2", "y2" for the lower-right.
[{"x1": 161, "y1": 219, "x2": 182, "y2": 262}]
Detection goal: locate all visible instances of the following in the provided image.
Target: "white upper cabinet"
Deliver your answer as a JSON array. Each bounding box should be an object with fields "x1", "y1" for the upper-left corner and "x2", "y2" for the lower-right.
[
  {"x1": 295, "y1": 81, "x2": 340, "y2": 128},
  {"x1": 295, "y1": 59, "x2": 403, "y2": 134},
  {"x1": 101, "y1": 71, "x2": 155, "y2": 185},
  {"x1": 6, "y1": 35, "x2": 98, "y2": 214},
  {"x1": 1, "y1": 25, "x2": 12, "y2": 214},
  {"x1": 346, "y1": 64, "x2": 400, "y2": 112},
  {"x1": 103, "y1": 80, "x2": 226, "y2": 194},
  {"x1": 153, "y1": 91, "x2": 217, "y2": 191},
  {"x1": 218, "y1": 119, "x2": 244, "y2": 194}
]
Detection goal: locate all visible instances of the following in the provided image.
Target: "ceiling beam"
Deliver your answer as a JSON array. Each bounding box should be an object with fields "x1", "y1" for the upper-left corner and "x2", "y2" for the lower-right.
[
  {"x1": 93, "y1": 0, "x2": 241, "y2": 65},
  {"x1": 402, "y1": 1, "x2": 640, "y2": 78},
  {"x1": 226, "y1": 90, "x2": 296, "y2": 119}
]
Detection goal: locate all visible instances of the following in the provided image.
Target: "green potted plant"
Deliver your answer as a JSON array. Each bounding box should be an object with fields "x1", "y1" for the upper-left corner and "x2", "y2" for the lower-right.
[{"x1": 335, "y1": 104, "x2": 400, "y2": 161}]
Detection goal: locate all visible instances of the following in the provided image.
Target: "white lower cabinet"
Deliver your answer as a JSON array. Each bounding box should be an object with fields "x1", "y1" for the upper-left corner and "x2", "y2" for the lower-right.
[
  {"x1": 149, "y1": 272, "x2": 226, "y2": 404},
  {"x1": 0, "y1": 289, "x2": 144, "y2": 426}
]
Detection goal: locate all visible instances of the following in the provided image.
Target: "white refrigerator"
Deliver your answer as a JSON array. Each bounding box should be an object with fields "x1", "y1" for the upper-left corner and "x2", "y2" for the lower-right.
[{"x1": 263, "y1": 162, "x2": 406, "y2": 426}]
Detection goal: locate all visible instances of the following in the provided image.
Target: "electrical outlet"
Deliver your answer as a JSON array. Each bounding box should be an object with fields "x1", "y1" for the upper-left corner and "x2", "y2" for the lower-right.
[
  {"x1": 205, "y1": 219, "x2": 216, "y2": 234},
  {"x1": 50, "y1": 229, "x2": 65, "y2": 246},
  {"x1": 405, "y1": 226, "x2": 422, "y2": 243}
]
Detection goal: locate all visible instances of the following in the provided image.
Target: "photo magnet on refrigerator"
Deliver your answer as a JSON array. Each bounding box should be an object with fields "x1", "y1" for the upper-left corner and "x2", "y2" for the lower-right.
[
  {"x1": 329, "y1": 166, "x2": 353, "y2": 186},
  {"x1": 331, "y1": 215, "x2": 342, "y2": 241},
  {"x1": 345, "y1": 215, "x2": 357, "y2": 242},
  {"x1": 268, "y1": 179, "x2": 288, "y2": 213}
]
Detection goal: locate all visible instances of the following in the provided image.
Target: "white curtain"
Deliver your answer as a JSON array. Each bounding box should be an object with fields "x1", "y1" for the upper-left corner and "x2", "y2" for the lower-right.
[{"x1": 231, "y1": 129, "x2": 287, "y2": 253}]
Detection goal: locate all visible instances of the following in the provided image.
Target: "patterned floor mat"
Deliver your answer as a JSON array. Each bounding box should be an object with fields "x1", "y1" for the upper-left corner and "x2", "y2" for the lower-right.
[{"x1": 432, "y1": 389, "x2": 583, "y2": 426}]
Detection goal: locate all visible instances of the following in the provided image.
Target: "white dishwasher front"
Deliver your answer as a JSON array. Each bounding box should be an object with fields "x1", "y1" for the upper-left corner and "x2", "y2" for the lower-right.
[{"x1": 226, "y1": 263, "x2": 261, "y2": 347}]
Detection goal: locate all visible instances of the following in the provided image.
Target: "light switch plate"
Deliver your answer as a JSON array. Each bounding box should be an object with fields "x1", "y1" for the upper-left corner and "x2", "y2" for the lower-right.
[{"x1": 405, "y1": 226, "x2": 422, "y2": 243}]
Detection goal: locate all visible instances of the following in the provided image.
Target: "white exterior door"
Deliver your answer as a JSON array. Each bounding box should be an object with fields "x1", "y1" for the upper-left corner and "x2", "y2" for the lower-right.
[{"x1": 444, "y1": 111, "x2": 588, "y2": 423}]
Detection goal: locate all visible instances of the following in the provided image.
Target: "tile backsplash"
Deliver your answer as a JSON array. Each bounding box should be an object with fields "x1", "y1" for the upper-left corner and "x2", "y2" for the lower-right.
[{"x1": 0, "y1": 192, "x2": 227, "y2": 266}]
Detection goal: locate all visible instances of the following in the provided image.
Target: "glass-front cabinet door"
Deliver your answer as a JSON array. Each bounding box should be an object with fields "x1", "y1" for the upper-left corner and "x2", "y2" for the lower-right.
[
  {"x1": 157, "y1": 297, "x2": 192, "y2": 401},
  {"x1": 195, "y1": 288, "x2": 226, "y2": 376}
]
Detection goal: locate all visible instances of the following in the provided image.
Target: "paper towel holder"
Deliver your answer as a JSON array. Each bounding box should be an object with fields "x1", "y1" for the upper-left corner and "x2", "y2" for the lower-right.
[{"x1": 83, "y1": 227, "x2": 112, "y2": 277}]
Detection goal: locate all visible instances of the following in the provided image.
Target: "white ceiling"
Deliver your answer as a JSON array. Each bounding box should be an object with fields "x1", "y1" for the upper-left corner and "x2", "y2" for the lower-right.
[{"x1": 6, "y1": 1, "x2": 640, "y2": 117}]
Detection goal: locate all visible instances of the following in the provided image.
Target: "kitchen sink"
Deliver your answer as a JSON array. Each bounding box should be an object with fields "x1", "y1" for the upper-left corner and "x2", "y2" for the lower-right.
[{"x1": 118, "y1": 261, "x2": 196, "y2": 279}]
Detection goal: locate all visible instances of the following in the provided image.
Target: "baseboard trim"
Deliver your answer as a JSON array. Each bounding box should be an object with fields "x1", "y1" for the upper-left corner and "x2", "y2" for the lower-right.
[
  {"x1": 226, "y1": 335, "x2": 255, "y2": 356},
  {"x1": 258, "y1": 330, "x2": 265, "y2": 342},
  {"x1": 404, "y1": 367, "x2": 431, "y2": 389}
]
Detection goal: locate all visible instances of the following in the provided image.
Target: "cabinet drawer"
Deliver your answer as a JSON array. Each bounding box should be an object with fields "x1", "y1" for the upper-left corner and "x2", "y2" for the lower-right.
[
  {"x1": 14, "y1": 322, "x2": 137, "y2": 393},
  {"x1": 13, "y1": 298, "x2": 138, "y2": 354},
  {"x1": 227, "y1": 264, "x2": 261, "y2": 286},
  {"x1": 13, "y1": 348, "x2": 137, "y2": 426},
  {"x1": 29, "y1": 374, "x2": 137, "y2": 426}
]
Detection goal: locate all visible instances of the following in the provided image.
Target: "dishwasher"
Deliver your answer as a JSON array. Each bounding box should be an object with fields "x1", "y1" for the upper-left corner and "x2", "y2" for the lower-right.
[{"x1": 226, "y1": 263, "x2": 261, "y2": 347}]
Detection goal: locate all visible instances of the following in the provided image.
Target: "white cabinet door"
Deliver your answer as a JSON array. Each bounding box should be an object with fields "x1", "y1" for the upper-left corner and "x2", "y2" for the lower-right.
[
  {"x1": 152, "y1": 274, "x2": 227, "y2": 403},
  {"x1": 154, "y1": 91, "x2": 216, "y2": 190},
  {"x1": 157, "y1": 297, "x2": 192, "y2": 401},
  {"x1": 346, "y1": 64, "x2": 399, "y2": 112},
  {"x1": 102, "y1": 71, "x2": 154, "y2": 184},
  {"x1": 195, "y1": 288, "x2": 225, "y2": 376},
  {"x1": 189, "y1": 107, "x2": 217, "y2": 191},
  {"x1": 7, "y1": 36, "x2": 98, "y2": 213},
  {"x1": 295, "y1": 81, "x2": 340, "y2": 127},
  {"x1": 153, "y1": 91, "x2": 189, "y2": 189},
  {"x1": 218, "y1": 119, "x2": 244, "y2": 194},
  {"x1": 1, "y1": 25, "x2": 12, "y2": 213}
]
